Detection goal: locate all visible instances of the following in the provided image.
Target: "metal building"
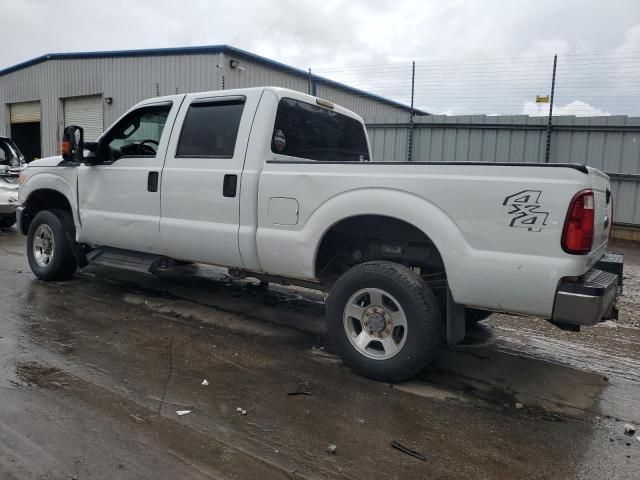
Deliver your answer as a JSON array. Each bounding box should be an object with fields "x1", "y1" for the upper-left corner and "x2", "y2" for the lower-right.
[{"x1": 0, "y1": 45, "x2": 417, "y2": 160}]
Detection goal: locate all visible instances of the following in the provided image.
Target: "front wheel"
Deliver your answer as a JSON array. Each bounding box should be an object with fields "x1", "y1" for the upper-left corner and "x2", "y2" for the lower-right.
[
  {"x1": 26, "y1": 210, "x2": 77, "y2": 281},
  {"x1": 325, "y1": 261, "x2": 441, "y2": 382}
]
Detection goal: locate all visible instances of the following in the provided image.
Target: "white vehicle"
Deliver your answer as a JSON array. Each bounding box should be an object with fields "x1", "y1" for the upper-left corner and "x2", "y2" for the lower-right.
[
  {"x1": 0, "y1": 136, "x2": 24, "y2": 229},
  {"x1": 16, "y1": 87, "x2": 623, "y2": 381}
]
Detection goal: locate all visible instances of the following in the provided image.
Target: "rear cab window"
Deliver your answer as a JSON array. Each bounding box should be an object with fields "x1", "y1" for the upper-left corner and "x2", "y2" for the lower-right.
[{"x1": 271, "y1": 98, "x2": 369, "y2": 162}]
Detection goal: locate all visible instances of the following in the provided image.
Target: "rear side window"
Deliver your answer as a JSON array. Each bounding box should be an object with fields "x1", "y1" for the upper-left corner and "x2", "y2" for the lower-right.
[
  {"x1": 271, "y1": 98, "x2": 369, "y2": 162},
  {"x1": 176, "y1": 99, "x2": 245, "y2": 158}
]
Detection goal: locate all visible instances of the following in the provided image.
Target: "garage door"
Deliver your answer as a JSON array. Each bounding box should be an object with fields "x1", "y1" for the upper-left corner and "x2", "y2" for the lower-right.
[
  {"x1": 63, "y1": 95, "x2": 104, "y2": 142},
  {"x1": 10, "y1": 101, "x2": 41, "y2": 123}
]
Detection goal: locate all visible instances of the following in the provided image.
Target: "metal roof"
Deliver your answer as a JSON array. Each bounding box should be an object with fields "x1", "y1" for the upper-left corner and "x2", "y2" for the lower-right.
[{"x1": 0, "y1": 45, "x2": 427, "y2": 114}]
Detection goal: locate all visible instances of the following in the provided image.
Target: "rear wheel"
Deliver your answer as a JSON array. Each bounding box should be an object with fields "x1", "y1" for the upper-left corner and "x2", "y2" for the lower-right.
[
  {"x1": 26, "y1": 210, "x2": 77, "y2": 281},
  {"x1": 326, "y1": 261, "x2": 441, "y2": 382},
  {"x1": 0, "y1": 215, "x2": 15, "y2": 229}
]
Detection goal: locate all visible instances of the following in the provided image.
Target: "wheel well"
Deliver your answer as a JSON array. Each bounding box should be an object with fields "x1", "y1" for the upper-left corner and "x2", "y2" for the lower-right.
[
  {"x1": 314, "y1": 215, "x2": 445, "y2": 286},
  {"x1": 22, "y1": 189, "x2": 73, "y2": 233}
]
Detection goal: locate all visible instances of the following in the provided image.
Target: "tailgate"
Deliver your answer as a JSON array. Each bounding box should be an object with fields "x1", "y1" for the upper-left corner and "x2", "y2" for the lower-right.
[{"x1": 587, "y1": 167, "x2": 612, "y2": 252}]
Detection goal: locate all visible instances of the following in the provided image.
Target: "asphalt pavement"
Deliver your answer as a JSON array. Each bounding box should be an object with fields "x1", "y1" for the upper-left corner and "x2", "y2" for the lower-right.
[{"x1": 0, "y1": 226, "x2": 639, "y2": 479}]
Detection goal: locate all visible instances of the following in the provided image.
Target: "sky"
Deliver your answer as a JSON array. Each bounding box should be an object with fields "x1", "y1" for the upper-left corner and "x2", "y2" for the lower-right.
[{"x1": 1, "y1": 0, "x2": 640, "y2": 116}]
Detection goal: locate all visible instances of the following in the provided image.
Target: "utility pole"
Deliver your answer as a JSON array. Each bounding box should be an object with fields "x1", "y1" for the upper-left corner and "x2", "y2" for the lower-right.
[
  {"x1": 407, "y1": 61, "x2": 416, "y2": 162},
  {"x1": 544, "y1": 54, "x2": 557, "y2": 163},
  {"x1": 308, "y1": 68, "x2": 312, "y2": 95}
]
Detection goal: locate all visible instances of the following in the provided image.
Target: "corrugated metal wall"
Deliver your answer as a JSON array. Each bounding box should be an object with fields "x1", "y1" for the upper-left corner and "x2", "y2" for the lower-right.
[
  {"x1": 366, "y1": 115, "x2": 640, "y2": 225},
  {"x1": 0, "y1": 52, "x2": 409, "y2": 157}
]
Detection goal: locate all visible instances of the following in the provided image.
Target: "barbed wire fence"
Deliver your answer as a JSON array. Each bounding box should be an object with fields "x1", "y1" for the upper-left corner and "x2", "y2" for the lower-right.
[
  {"x1": 308, "y1": 51, "x2": 640, "y2": 165},
  {"x1": 311, "y1": 52, "x2": 640, "y2": 116}
]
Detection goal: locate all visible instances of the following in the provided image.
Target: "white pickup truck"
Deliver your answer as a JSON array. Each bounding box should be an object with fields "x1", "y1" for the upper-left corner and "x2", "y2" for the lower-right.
[{"x1": 17, "y1": 87, "x2": 623, "y2": 381}]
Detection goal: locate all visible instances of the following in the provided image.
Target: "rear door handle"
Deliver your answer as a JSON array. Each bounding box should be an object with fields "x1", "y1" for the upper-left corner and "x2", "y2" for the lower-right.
[
  {"x1": 147, "y1": 171, "x2": 159, "y2": 192},
  {"x1": 223, "y1": 174, "x2": 238, "y2": 198}
]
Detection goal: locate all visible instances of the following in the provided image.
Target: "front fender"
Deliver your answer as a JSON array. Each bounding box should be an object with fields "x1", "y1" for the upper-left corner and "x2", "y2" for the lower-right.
[{"x1": 20, "y1": 171, "x2": 80, "y2": 230}]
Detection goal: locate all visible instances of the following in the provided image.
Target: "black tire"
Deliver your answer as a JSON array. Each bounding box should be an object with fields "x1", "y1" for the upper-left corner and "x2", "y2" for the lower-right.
[
  {"x1": 325, "y1": 261, "x2": 441, "y2": 382},
  {"x1": 0, "y1": 215, "x2": 15, "y2": 229},
  {"x1": 26, "y1": 210, "x2": 77, "y2": 281}
]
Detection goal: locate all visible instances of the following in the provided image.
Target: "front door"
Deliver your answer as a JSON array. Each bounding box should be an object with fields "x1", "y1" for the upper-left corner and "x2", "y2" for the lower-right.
[
  {"x1": 77, "y1": 99, "x2": 180, "y2": 253},
  {"x1": 160, "y1": 91, "x2": 259, "y2": 267}
]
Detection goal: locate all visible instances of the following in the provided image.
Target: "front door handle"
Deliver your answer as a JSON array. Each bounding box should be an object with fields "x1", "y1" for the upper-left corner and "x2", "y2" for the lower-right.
[
  {"x1": 147, "y1": 171, "x2": 159, "y2": 192},
  {"x1": 223, "y1": 174, "x2": 237, "y2": 197}
]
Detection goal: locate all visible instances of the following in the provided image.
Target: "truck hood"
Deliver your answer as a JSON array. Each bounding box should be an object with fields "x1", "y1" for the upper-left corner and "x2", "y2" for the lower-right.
[{"x1": 28, "y1": 156, "x2": 64, "y2": 168}]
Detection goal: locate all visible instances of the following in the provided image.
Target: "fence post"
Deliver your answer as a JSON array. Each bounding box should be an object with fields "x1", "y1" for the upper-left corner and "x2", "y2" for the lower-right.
[
  {"x1": 544, "y1": 54, "x2": 558, "y2": 163},
  {"x1": 407, "y1": 61, "x2": 416, "y2": 162}
]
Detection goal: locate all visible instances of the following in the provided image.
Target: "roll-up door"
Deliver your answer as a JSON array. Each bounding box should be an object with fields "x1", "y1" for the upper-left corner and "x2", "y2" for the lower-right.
[
  {"x1": 10, "y1": 101, "x2": 41, "y2": 123},
  {"x1": 63, "y1": 95, "x2": 104, "y2": 141},
  {"x1": 10, "y1": 101, "x2": 41, "y2": 161}
]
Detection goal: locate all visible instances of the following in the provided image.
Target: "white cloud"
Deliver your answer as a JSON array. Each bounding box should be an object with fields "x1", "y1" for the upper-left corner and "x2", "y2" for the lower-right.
[{"x1": 523, "y1": 100, "x2": 611, "y2": 117}]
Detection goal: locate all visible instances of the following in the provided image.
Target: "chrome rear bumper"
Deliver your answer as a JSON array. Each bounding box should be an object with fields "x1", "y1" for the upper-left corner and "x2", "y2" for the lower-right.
[{"x1": 552, "y1": 253, "x2": 623, "y2": 327}]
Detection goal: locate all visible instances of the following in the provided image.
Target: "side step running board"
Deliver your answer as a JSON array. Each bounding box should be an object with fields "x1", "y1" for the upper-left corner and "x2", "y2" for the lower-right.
[{"x1": 87, "y1": 247, "x2": 164, "y2": 274}]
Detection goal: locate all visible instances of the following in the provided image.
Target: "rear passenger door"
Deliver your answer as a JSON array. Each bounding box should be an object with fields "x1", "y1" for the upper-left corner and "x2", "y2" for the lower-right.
[{"x1": 160, "y1": 92, "x2": 257, "y2": 267}]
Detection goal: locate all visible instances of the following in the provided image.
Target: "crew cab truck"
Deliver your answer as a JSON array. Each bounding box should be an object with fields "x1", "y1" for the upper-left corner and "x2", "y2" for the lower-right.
[{"x1": 16, "y1": 87, "x2": 623, "y2": 382}]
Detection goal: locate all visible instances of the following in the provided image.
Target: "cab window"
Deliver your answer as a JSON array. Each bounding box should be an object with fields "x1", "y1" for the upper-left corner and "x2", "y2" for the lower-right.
[
  {"x1": 271, "y1": 98, "x2": 369, "y2": 162},
  {"x1": 101, "y1": 103, "x2": 172, "y2": 161},
  {"x1": 176, "y1": 98, "x2": 245, "y2": 158}
]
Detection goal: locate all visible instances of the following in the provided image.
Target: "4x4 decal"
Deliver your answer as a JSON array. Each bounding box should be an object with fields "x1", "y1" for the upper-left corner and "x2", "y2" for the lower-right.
[{"x1": 503, "y1": 190, "x2": 549, "y2": 232}]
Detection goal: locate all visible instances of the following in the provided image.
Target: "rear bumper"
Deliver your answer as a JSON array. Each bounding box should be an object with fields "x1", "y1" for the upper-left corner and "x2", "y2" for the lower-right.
[{"x1": 552, "y1": 253, "x2": 623, "y2": 326}]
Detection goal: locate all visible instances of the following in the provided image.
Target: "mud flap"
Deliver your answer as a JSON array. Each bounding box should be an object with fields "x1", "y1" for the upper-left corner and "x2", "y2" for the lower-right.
[
  {"x1": 51, "y1": 209, "x2": 88, "y2": 268},
  {"x1": 446, "y1": 288, "x2": 465, "y2": 345}
]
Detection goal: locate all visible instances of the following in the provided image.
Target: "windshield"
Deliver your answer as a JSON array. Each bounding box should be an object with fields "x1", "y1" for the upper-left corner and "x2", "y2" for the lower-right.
[{"x1": 0, "y1": 138, "x2": 24, "y2": 167}]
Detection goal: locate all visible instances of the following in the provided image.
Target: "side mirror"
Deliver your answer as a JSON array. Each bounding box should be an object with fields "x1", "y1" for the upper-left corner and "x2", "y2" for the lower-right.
[{"x1": 61, "y1": 125, "x2": 84, "y2": 164}]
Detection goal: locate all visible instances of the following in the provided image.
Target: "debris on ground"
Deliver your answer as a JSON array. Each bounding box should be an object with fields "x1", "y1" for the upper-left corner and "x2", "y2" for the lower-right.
[
  {"x1": 176, "y1": 410, "x2": 191, "y2": 416},
  {"x1": 326, "y1": 444, "x2": 337, "y2": 455},
  {"x1": 287, "y1": 389, "x2": 313, "y2": 396},
  {"x1": 201, "y1": 379, "x2": 209, "y2": 386},
  {"x1": 391, "y1": 440, "x2": 426, "y2": 461},
  {"x1": 515, "y1": 402, "x2": 524, "y2": 410},
  {"x1": 623, "y1": 423, "x2": 636, "y2": 436},
  {"x1": 129, "y1": 414, "x2": 145, "y2": 423}
]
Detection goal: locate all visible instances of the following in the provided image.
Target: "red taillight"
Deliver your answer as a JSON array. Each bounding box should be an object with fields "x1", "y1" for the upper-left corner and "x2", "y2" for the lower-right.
[
  {"x1": 609, "y1": 192, "x2": 614, "y2": 241},
  {"x1": 562, "y1": 189, "x2": 595, "y2": 255}
]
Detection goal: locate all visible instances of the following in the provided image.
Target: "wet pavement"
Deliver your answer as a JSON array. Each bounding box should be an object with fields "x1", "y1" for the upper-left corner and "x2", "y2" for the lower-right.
[{"x1": 0, "y1": 226, "x2": 639, "y2": 479}]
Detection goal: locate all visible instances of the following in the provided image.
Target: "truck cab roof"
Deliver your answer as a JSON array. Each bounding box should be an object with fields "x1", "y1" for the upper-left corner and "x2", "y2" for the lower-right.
[{"x1": 131, "y1": 86, "x2": 366, "y2": 124}]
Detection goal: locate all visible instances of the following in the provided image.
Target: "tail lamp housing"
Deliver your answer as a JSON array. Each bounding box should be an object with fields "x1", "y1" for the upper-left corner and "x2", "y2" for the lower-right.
[{"x1": 561, "y1": 189, "x2": 595, "y2": 255}]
